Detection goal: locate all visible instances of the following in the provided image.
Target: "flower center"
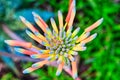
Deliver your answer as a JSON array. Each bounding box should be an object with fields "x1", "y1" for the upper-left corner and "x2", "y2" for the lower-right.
[{"x1": 47, "y1": 31, "x2": 77, "y2": 57}]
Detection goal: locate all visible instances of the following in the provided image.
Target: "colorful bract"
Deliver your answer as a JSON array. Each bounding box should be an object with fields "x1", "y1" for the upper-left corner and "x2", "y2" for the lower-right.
[{"x1": 5, "y1": 0, "x2": 103, "y2": 79}]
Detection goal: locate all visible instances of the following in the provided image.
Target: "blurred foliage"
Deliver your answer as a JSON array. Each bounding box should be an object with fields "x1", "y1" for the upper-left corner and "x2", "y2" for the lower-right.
[
  {"x1": 0, "y1": 0, "x2": 120, "y2": 80},
  {"x1": 1, "y1": 72, "x2": 18, "y2": 80}
]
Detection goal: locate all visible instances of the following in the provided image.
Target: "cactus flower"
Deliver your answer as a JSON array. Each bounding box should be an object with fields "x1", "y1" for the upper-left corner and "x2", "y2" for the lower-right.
[{"x1": 5, "y1": 0, "x2": 103, "y2": 79}]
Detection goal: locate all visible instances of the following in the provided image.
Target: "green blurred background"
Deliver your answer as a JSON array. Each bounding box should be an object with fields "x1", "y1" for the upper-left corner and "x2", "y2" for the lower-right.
[{"x1": 0, "y1": 0, "x2": 120, "y2": 80}]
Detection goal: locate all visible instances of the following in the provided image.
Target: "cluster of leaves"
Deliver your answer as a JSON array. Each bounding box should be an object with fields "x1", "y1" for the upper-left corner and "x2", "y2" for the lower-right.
[{"x1": 0, "y1": 0, "x2": 120, "y2": 80}]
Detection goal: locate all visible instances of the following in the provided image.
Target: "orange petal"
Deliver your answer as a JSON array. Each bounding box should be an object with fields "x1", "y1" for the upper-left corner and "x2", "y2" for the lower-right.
[
  {"x1": 66, "y1": 0, "x2": 75, "y2": 23},
  {"x1": 58, "y1": 10, "x2": 63, "y2": 29},
  {"x1": 32, "y1": 12, "x2": 49, "y2": 33},
  {"x1": 73, "y1": 46, "x2": 86, "y2": 51},
  {"x1": 69, "y1": 0, "x2": 73, "y2": 7},
  {"x1": 34, "y1": 32, "x2": 48, "y2": 43},
  {"x1": 56, "y1": 62, "x2": 64, "y2": 76},
  {"x1": 23, "y1": 67, "x2": 40, "y2": 74},
  {"x1": 67, "y1": 7, "x2": 76, "y2": 29},
  {"x1": 34, "y1": 17, "x2": 47, "y2": 33},
  {"x1": 72, "y1": 61, "x2": 78, "y2": 79},
  {"x1": 19, "y1": 16, "x2": 38, "y2": 33},
  {"x1": 32, "y1": 60, "x2": 48, "y2": 68},
  {"x1": 14, "y1": 48, "x2": 37, "y2": 55},
  {"x1": 68, "y1": 54, "x2": 75, "y2": 62},
  {"x1": 32, "y1": 12, "x2": 48, "y2": 28},
  {"x1": 26, "y1": 30, "x2": 42, "y2": 44},
  {"x1": 31, "y1": 54, "x2": 49, "y2": 59},
  {"x1": 76, "y1": 32, "x2": 90, "y2": 43},
  {"x1": 81, "y1": 33, "x2": 97, "y2": 43},
  {"x1": 85, "y1": 18, "x2": 103, "y2": 32},
  {"x1": 50, "y1": 18, "x2": 58, "y2": 34},
  {"x1": 74, "y1": 43, "x2": 85, "y2": 48},
  {"x1": 4, "y1": 40, "x2": 32, "y2": 48},
  {"x1": 39, "y1": 50, "x2": 50, "y2": 53}
]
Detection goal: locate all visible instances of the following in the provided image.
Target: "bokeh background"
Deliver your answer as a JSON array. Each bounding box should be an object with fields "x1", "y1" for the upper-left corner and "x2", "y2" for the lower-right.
[{"x1": 0, "y1": 0, "x2": 120, "y2": 80}]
